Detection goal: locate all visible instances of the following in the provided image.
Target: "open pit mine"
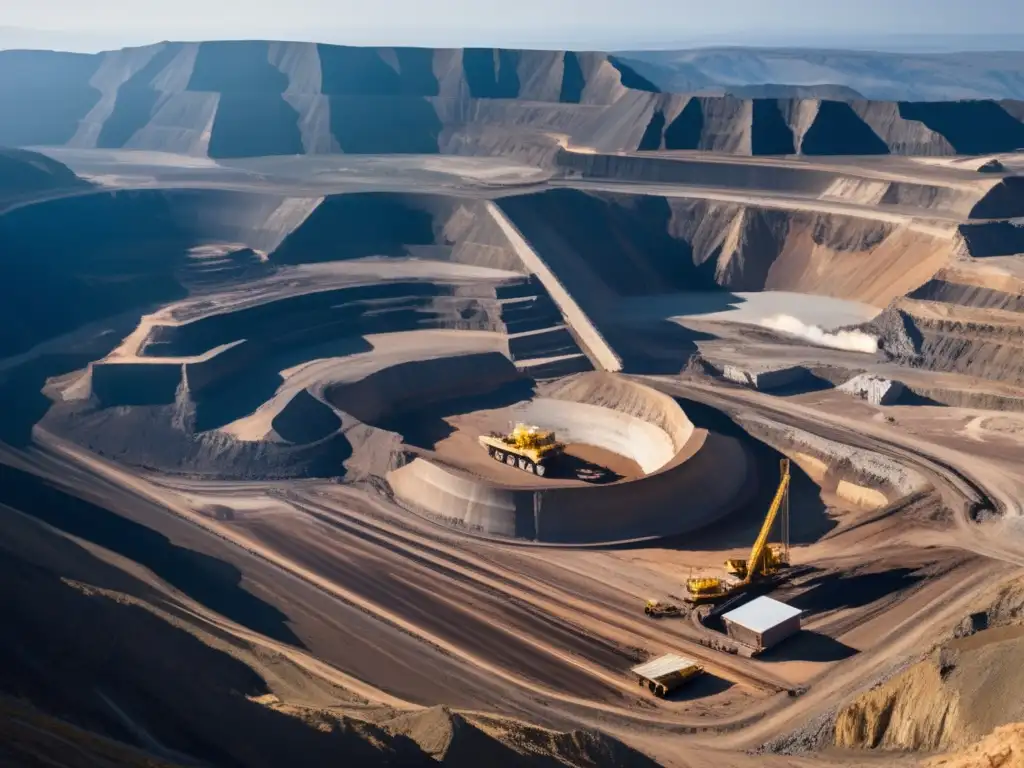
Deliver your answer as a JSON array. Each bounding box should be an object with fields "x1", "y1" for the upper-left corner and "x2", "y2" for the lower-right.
[{"x1": 2, "y1": 40, "x2": 1024, "y2": 768}]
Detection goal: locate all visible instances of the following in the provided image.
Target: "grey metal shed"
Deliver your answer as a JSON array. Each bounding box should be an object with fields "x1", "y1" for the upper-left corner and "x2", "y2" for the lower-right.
[{"x1": 722, "y1": 596, "x2": 802, "y2": 651}]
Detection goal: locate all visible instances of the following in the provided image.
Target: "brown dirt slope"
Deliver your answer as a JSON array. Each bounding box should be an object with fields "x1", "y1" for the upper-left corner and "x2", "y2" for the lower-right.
[{"x1": 835, "y1": 626, "x2": 1024, "y2": 752}]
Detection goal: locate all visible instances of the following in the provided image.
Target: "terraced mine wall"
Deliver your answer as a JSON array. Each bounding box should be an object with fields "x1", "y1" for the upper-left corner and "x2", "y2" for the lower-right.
[
  {"x1": 0, "y1": 187, "x2": 543, "y2": 358},
  {"x1": 885, "y1": 308, "x2": 1024, "y2": 388},
  {"x1": 870, "y1": 251, "x2": 1024, "y2": 390},
  {"x1": 0, "y1": 187, "x2": 322, "y2": 356},
  {"x1": 497, "y1": 189, "x2": 951, "y2": 305},
  {"x1": 0, "y1": 42, "x2": 643, "y2": 157},
  {"x1": 88, "y1": 283, "x2": 548, "y2": 410},
  {"x1": 140, "y1": 281, "x2": 506, "y2": 357},
  {"x1": 46, "y1": 396, "x2": 355, "y2": 479},
  {"x1": 4, "y1": 41, "x2": 1024, "y2": 157}
]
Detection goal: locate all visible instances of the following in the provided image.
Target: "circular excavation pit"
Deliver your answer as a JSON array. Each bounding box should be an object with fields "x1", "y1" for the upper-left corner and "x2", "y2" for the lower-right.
[{"x1": 384, "y1": 372, "x2": 754, "y2": 545}]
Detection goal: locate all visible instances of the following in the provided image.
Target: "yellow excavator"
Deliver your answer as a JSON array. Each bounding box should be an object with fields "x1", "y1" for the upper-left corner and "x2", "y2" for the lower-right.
[
  {"x1": 685, "y1": 458, "x2": 791, "y2": 604},
  {"x1": 478, "y1": 423, "x2": 564, "y2": 477}
]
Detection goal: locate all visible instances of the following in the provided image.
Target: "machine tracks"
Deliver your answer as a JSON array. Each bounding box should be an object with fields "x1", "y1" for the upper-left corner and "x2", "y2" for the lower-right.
[{"x1": 280, "y1": 487, "x2": 792, "y2": 696}]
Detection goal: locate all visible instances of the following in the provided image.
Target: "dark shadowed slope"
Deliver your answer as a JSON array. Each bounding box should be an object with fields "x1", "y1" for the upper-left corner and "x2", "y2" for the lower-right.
[
  {"x1": 0, "y1": 187, "x2": 309, "y2": 357},
  {"x1": 0, "y1": 50, "x2": 101, "y2": 146},
  {"x1": 0, "y1": 147, "x2": 89, "y2": 202}
]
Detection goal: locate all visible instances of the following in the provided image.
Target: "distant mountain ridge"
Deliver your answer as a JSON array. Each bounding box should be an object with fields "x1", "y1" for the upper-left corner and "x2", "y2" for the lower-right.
[
  {"x1": 619, "y1": 48, "x2": 1024, "y2": 102},
  {"x1": 0, "y1": 41, "x2": 1022, "y2": 159}
]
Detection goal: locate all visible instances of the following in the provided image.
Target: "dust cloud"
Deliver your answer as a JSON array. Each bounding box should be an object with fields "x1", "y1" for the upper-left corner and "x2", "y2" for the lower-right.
[{"x1": 760, "y1": 314, "x2": 879, "y2": 353}]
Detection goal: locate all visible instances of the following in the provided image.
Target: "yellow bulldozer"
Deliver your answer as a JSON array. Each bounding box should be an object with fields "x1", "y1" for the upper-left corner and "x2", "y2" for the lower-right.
[
  {"x1": 685, "y1": 458, "x2": 792, "y2": 604},
  {"x1": 478, "y1": 423, "x2": 564, "y2": 477}
]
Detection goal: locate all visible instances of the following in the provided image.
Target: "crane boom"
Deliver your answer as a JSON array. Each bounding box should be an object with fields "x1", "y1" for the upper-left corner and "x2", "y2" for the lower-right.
[
  {"x1": 685, "y1": 457, "x2": 792, "y2": 603},
  {"x1": 743, "y1": 458, "x2": 790, "y2": 583}
]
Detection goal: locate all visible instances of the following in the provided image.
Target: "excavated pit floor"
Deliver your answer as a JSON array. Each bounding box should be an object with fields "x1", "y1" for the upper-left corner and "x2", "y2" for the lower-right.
[{"x1": 428, "y1": 421, "x2": 645, "y2": 488}]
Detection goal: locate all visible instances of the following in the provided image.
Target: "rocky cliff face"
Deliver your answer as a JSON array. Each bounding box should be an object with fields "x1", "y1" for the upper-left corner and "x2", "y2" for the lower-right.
[{"x1": 835, "y1": 625, "x2": 1024, "y2": 753}]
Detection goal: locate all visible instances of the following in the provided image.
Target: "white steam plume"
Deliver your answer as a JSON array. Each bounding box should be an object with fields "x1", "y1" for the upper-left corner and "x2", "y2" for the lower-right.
[{"x1": 760, "y1": 314, "x2": 878, "y2": 354}]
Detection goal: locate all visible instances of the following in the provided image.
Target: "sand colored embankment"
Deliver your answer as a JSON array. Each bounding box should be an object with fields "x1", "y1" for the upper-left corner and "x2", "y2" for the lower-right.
[
  {"x1": 794, "y1": 451, "x2": 892, "y2": 509},
  {"x1": 835, "y1": 480, "x2": 889, "y2": 510},
  {"x1": 741, "y1": 417, "x2": 929, "y2": 510},
  {"x1": 540, "y1": 371, "x2": 694, "y2": 447},
  {"x1": 531, "y1": 371, "x2": 695, "y2": 471}
]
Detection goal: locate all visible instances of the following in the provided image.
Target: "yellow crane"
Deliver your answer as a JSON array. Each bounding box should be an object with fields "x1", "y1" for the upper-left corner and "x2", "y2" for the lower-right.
[{"x1": 685, "y1": 458, "x2": 791, "y2": 603}]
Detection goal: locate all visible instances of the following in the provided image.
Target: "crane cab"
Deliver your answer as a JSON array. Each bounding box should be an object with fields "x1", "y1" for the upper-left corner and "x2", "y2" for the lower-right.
[{"x1": 724, "y1": 544, "x2": 789, "y2": 580}]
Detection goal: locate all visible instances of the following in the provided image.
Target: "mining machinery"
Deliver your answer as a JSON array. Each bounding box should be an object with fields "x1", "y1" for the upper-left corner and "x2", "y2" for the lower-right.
[
  {"x1": 478, "y1": 423, "x2": 564, "y2": 477},
  {"x1": 644, "y1": 599, "x2": 683, "y2": 619},
  {"x1": 685, "y1": 458, "x2": 792, "y2": 604}
]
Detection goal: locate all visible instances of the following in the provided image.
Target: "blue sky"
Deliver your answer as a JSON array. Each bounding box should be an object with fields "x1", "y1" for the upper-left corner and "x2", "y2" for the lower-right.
[{"x1": 2, "y1": 0, "x2": 1023, "y2": 51}]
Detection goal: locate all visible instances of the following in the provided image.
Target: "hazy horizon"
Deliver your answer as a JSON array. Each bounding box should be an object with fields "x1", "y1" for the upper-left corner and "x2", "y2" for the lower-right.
[{"x1": 2, "y1": 0, "x2": 1024, "y2": 53}]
